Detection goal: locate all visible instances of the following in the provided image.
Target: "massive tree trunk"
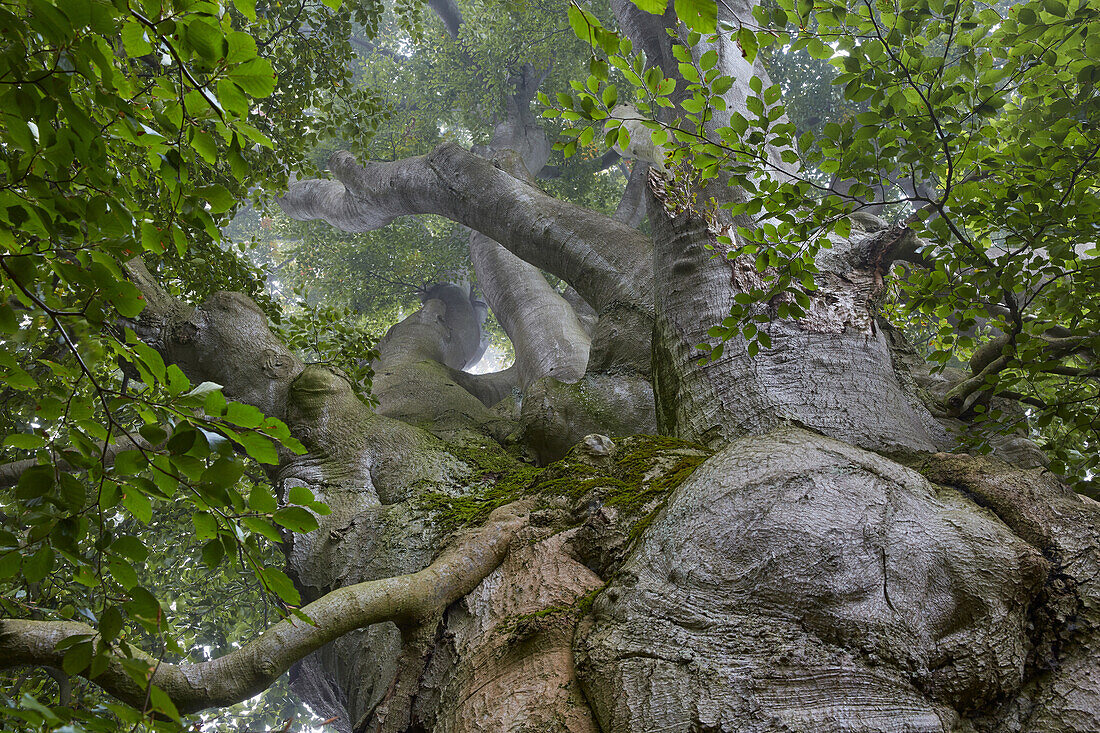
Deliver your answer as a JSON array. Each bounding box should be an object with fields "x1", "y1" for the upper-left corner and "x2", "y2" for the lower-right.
[{"x1": 4, "y1": 1, "x2": 1099, "y2": 731}]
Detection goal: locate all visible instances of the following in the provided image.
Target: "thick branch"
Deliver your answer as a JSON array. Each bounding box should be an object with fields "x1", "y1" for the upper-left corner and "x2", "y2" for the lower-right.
[
  {"x1": 613, "y1": 161, "x2": 649, "y2": 229},
  {"x1": 447, "y1": 364, "x2": 518, "y2": 407},
  {"x1": 0, "y1": 435, "x2": 154, "y2": 489},
  {"x1": 427, "y1": 0, "x2": 462, "y2": 38},
  {"x1": 944, "y1": 332, "x2": 1098, "y2": 415},
  {"x1": 279, "y1": 143, "x2": 653, "y2": 313},
  {"x1": 470, "y1": 231, "x2": 590, "y2": 387},
  {"x1": 0, "y1": 501, "x2": 530, "y2": 715}
]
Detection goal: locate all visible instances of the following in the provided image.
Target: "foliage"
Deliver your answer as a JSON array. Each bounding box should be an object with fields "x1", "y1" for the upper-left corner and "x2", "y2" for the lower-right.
[
  {"x1": 2, "y1": 0, "x2": 1097, "y2": 727},
  {"x1": 0, "y1": 0, "x2": 398, "y2": 728},
  {"x1": 273, "y1": 0, "x2": 630, "y2": 318},
  {"x1": 275, "y1": 301, "x2": 382, "y2": 404},
  {"x1": 547, "y1": 0, "x2": 1099, "y2": 488}
]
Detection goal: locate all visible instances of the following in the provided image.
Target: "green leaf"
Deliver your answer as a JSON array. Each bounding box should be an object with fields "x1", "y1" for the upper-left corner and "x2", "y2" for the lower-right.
[
  {"x1": 99, "y1": 606, "x2": 124, "y2": 642},
  {"x1": 4, "y1": 433, "x2": 46, "y2": 449},
  {"x1": 18, "y1": 464, "x2": 54, "y2": 498},
  {"x1": 121, "y1": 22, "x2": 152, "y2": 57},
  {"x1": 112, "y1": 535, "x2": 148, "y2": 563},
  {"x1": 191, "y1": 129, "x2": 218, "y2": 164},
  {"x1": 225, "y1": 401, "x2": 264, "y2": 428},
  {"x1": 126, "y1": 586, "x2": 161, "y2": 623},
  {"x1": 236, "y1": 431, "x2": 279, "y2": 465},
  {"x1": 197, "y1": 184, "x2": 235, "y2": 214},
  {"x1": 262, "y1": 567, "x2": 301, "y2": 605},
  {"x1": 629, "y1": 0, "x2": 668, "y2": 13},
  {"x1": 149, "y1": 684, "x2": 181, "y2": 722},
  {"x1": 0, "y1": 304, "x2": 17, "y2": 333},
  {"x1": 111, "y1": 279, "x2": 147, "y2": 316},
  {"x1": 121, "y1": 489, "x2": 152, "y2": 524},
  {"x1": 249, "y1": 484, "x2": 277, "y2": 513},
  {"x1": 287, "y1": 485, "x2": 315, "y2": 506},
  {"x1": 24, "y1": 545, "x2": 54, "y2": 582},
  {"x1": 675, "y1": 0, "x2": 717, "y2": 33},
  {"x1": 273, "y1": 506, "x2": 319, "y2": 533},
  {"x1": 201, "y1": 538, "x2": 224, "y2": 567},
  {"x1": 229, "y1": 58, "x2": 276, "y2": 98},
  {"x1": 139, "y1": 423, "x2": 168, "y2": 446},
  {"x1": 203, "y1": 456, "x2": 244, "y2": 487},
  {"x1": 567, "y1": 4, "x2": 603, "y2": 44},
  {"x1": 234, "y1": 0, "x2": 257, "y2": 20},
  {"x1": 226, "y1": 31, "x2": 257, "y2": 64},
  {"x1": 192, "y1": 511, "x2": 218, "y2": 540},
  {"x1": 0, "y1": 551, "x2": 19, "y2": 579},
  {"x1": 242, "y1": 516, "x2": 283, "y2": 543},
  {"x1": 109, "y1": 557, "x2": 139, "y2": 589},
  {"x1": 217, "y1": 79, "x2": 250, "y2": 116},
  {"x1": 62, "y1": 641, "x2": 94, "y2": 676},
  {"x1": 185, "y1": 18, "x2": 223, "y2": 60},
  {"x1": 186, "y1": 381, "x2": 224, "y2": 398},
  {"x1": 114, "y1": 450, "x2": 147, "y2": 476}
]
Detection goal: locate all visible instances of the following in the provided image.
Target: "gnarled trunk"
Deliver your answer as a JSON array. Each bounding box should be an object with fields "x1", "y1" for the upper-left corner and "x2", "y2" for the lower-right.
[{"x1": 5, "y1": 1, "x2": 1099, "y2": 731}]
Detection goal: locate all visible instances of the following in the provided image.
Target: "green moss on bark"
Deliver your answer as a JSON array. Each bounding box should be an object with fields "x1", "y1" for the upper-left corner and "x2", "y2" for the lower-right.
[
  {"x1": 421, "y1": 434, "x2": 711, "y2": 536},
  {"x1": 419, "y1": 440, "x2": 542, "y2": 529}
]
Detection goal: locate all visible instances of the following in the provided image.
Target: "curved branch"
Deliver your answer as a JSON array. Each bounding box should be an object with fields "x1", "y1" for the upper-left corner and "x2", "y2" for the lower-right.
[
  {"x1": 278, "y1": 143, "x2": 653, "y2": 313},
  {"x1": 0, "y1": 501, "x2": 530, "y2": 715},
  {"x1": 0, "y1": 434, "x2": 155, "y2": 489},
  {"x1": 447, "y1": 364, "x2": 519, "y2": 407},
  {"x1": 469, "y1": 231, "x2": 590, "y2": 387},
  {"x1": 943, "y1": 332, "x2": 1099, "y2": 415}
]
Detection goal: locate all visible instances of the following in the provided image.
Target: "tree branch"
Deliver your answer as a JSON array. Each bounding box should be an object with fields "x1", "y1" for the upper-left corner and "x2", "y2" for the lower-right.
[
  {"x1": 0, "y1": 434, "x2": 155, "y2": 489},
  {"x1": 613, "y1": 161, "x2": 648, "y2": 229},
  {"x1": 278, "y1": 143, "x2": 653, "y2": 313},
  {"x1": 469, "y1": 230, "x2": 590, "y2": 387},
  {"x1": 0, "y1": 500, "x2": 531, "y2": 715},
  {"x1": 427, "y1": 0, "x2": 463, "y2": 38},
  {"x1": 446, "y1": 364, "x2": 518, "y2": 407},
  {"x1": 943, "y1": 332, "x2": 1099, "y2": 415}
]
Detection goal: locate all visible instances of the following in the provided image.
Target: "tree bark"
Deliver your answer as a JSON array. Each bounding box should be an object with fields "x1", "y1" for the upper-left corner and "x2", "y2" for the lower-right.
[
  {"x1": 279, "y1": 143, "x2": 652, "y2": 315},
  {"x1": 5, "y1": 3, "x2": 1100, "y2": 732}
]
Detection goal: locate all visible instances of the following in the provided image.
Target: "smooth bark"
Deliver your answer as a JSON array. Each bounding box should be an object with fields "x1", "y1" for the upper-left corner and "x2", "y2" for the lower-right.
[
  {"x1": 0, "y1": 501, "x2": 528, "y2": 714},
  {"x1": 279, "y1": 143, "x2": 652, "y2": 314}
]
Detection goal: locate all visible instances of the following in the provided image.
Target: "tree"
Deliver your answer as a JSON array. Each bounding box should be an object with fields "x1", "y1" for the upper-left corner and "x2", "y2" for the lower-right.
[{"x1": 2, "y1": 0, "x2": 1099, "y2": 730}]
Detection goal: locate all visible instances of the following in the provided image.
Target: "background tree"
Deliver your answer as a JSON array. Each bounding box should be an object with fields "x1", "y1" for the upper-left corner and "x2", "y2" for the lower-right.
[{"x1": 1, "y1": 0, "x2": 1098, "y2": 731}]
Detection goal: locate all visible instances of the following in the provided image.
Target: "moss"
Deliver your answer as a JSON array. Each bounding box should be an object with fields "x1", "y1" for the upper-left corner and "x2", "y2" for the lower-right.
[
  {"x1": 419, "y1": 440, "x2": 542, "y2": 530},
  {"x1": 575, "y1": 583, "x2": 607, "y2": 615},
  {"x1": 500, "y1": 586, "x2": 609, "y2": 641},
  {"x1": 608, "y1": 438, "x2": 709, "y2": 513},
  {"x1": 420, "y1": 434, "x2": 711, "y2": 538},
  {"x1": 530, "y1": 434, "x2": 711, "y2": 540}
]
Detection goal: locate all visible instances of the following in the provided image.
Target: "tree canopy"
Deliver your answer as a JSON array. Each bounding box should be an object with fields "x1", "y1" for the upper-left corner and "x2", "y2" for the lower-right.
[{"x1": 0, "y1": 0, "x2": 1097, "y2": 729}]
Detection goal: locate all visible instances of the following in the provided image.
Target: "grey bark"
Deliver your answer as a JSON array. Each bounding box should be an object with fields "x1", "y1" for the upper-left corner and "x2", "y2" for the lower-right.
[
  {"x1": 576, "y1": 427, "x2": 1100, "y2": 732},
  {"x1": 279, "y1": 143, "x2": 652, "y2": 315},
  {"x1": 612, "y1": 160, "x2": 649, "y2": 228},
  {"x1": 467, "y1": 71, "x2": 592, "y2": 389},
  {"x1": 648, "y1": 178, "x2": 949, "y2": 452},
  {"x1": 5, "y1": 3, "x2": 1099, "y2": 732},
  {"x1": 427, "y1": 0, "x2": 462, "y2": 38},
  {"x1": 470, "y1": 230, "x2": 590, "y2": 387}
]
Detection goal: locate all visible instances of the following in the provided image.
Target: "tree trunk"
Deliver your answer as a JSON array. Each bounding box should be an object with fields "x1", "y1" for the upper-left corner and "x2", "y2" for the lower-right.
[{"x1": 6, "y1": 2, "x2": 1098, "y2": 731}]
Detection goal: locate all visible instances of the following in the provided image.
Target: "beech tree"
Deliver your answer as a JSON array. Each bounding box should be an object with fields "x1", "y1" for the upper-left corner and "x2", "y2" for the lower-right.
[{"x1": 2, "y1": 0, "x2": 1099, "y2": 731}]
